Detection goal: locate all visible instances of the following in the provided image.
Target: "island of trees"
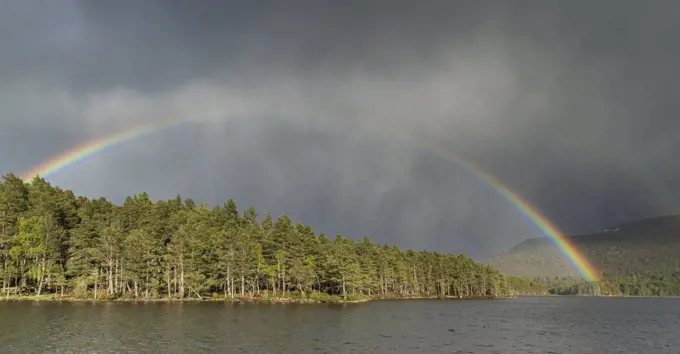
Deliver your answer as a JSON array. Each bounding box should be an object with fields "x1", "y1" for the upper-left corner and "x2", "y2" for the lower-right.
[{"x1": 0, "y1": 174, "x2": 536, "y2": 302}]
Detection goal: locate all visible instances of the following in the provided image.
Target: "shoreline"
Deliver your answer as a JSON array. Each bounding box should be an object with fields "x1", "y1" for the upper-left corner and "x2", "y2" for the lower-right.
[
  {"x1": 0, "y1": 294, "x2": 516, "y2": 304},
  {"x1": 511, "y1": 294, "x2": 680, "y2": 299},
  {"x1": 7, "y1": 293, "x2": 679, "y2": 303}
]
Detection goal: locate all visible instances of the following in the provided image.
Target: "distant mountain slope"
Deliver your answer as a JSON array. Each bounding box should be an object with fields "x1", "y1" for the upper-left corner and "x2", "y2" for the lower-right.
[{"x1": 486, "y1": 215, "x2": 680, "y2": 278}]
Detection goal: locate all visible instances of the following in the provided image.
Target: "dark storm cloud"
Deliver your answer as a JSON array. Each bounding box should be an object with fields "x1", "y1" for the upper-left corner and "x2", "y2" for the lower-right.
[{"x1": 1, "y1": 0, "x2": 680, "y2": 258}]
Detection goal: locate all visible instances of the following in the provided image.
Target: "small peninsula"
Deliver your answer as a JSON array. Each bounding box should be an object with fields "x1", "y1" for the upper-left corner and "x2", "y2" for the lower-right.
[{"x1": 1, "y1": 174, "x2": 532, "y2": 303}]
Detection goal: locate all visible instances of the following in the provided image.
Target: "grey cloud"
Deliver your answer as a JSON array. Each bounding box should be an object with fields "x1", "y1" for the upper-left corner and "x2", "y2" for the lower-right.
[{"x1": 2, "y1": 0, "x2": 680, "y2": 258}]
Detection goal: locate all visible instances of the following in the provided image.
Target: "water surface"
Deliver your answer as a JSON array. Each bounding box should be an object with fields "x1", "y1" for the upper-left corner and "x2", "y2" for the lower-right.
[{"x1": 0, "y1": 297, "x2": 678, "y2": 353}]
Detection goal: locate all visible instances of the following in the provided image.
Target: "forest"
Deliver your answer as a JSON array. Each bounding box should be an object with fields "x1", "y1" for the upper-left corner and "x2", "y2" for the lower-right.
[
  {"x1": 0, "y1": 173, "x2": 527, "y2": 302},
  {"x1": 538, "y1": 273, "x2": 680, "y2": 297}
]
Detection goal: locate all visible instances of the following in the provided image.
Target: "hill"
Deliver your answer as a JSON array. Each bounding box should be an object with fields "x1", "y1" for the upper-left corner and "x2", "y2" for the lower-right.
[{"x1": 486, "y1": 215, "x2": 680, "y2": 279}]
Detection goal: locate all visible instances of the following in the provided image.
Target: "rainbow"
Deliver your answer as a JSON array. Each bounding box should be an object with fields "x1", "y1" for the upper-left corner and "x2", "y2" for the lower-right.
[
  {"x1": 436, "y1": 150, "x2": 601, "y2": 282},
  {"x1": 21, "y1": 120, "x2": 188, "y2": 181},
  {"x1": 21, "y1": 119, "x2": 600, "y2": 282}
]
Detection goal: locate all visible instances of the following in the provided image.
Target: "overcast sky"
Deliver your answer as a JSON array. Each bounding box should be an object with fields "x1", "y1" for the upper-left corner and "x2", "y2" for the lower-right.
[{"x1": 2, "y1": 0, "x2": 679, "y2": 258}]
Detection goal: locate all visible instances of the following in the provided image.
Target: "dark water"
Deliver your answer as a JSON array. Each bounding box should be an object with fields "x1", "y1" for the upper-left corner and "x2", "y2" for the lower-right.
[{"x1": 0, "y1": 297, "x2": 678, "y2": 353}]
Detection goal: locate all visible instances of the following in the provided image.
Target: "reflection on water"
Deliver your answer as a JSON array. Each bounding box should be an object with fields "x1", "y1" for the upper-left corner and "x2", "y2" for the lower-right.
[{"x1": 0, "y1": 297, "x2": 678, "y2": 353}]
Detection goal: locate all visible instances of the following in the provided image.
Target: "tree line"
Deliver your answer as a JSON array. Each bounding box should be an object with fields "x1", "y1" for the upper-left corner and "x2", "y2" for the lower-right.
[
  {"x1": 0, "y1": 174, "x2": 524, "y2": 301},
  {"x1": 535, "y1": 273, "x2": 680, "y2": 297}
]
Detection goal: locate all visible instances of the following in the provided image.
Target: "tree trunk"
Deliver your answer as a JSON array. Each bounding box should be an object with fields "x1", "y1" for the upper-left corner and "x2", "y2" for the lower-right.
[
  {"x1": 20, "y1": 258, "x2": 26, "y2": 290},
  {"x1": 108, "y1": 258, "x2": 114, "y2": 295},
  {"x1": 166, "y1": 266, "x2": 172, "y2": 299},
  {"x1": 255, "y1": 260, "x2": 261, "y2": 296},
  {"x1": 173, "y1": 266, "x2": 178, "y2": 298},
  {"x1": 241, "y1": 274, "x2": 245, "y2": 297},
  {"x1": 3, "y1": 258, "x2": 7, "y2": 298},
  {"x1": 36, "y1": 255, "x2": 46, "y2": 296},
  {"x1": 342, "y1": 276, "x2": 346, "y2": 299},
  {"x1": 226, "y1": 264, "x2": 231, "y2": 298},
  {"x1": 94, "y1": 268, "x2": 99, "y2": 300},
  {"x1": 121, "y1": 259, "x2": 126, "y2": 296},
  {"x1": 412, "y1": 264, "x2": 418, "y2": 296},
  {"x1": 144, "y1": 259, "x2": 150, "y2": 299},
  {"x1": 179, "y1": 255, "x2": 185, "y2": 298},
  {"x1": 191, "y1": 287, "x2": 203, "y2": 300},
  {"x1": 115, "y1": 257, "x2": 119, "y2": 295}
]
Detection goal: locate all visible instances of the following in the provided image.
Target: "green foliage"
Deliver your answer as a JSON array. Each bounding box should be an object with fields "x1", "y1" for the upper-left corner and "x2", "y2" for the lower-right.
[
  {"x1": 544, "y1": 272, "x2": 680, "y2": 297},
  {"x1": 0, "y1": 173, "x2": 550, "y2": 300},
  {"x1": 503, "y1": 271, "x2": 680, "y2": 297}
]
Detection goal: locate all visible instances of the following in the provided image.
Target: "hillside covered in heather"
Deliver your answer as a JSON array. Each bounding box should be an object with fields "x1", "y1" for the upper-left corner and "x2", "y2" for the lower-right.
[{"x1": 486, "y1": 215, "x2": 680, "y2": 296}]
